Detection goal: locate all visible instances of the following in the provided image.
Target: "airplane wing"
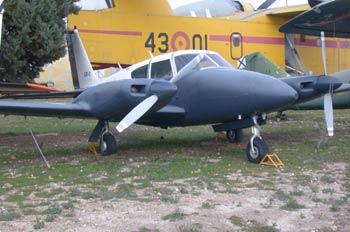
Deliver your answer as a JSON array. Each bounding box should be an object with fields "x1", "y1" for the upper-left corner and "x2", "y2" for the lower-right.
[
  {"x1": 279, "y1": 0, "x2": 350, "y2": 38},
  {"x1": 0, "y1": 82, "x2": 61, "y2": 95},
  {"x1": 0, "y1": 89, "x2": 83, "y2": 99},
  {"x1": 0, "y1": 101, "x2": 92, "y2": 118}
]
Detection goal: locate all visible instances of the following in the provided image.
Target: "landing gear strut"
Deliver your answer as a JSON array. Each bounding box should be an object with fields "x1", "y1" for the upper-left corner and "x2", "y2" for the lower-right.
[
  {"x1": 99, "y1": 122, "x2": 117, "y2": 156},
  {"x1": 246, "y1": 116, "x2": 269, "y2": 163}
]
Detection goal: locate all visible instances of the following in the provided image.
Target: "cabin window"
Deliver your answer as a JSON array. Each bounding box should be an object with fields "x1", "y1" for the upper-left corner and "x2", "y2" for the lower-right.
[
  {"x1": 150, "y1": 60, "x2": 173, "y2": 80},
  {"x1": 131, "y1": 65, "x2": 148, "y2": 78}
]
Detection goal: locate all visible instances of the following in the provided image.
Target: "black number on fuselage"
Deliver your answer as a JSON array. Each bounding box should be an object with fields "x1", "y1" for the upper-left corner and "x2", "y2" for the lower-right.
[
  {"x1": 158, "y1": 33, "x2": 169, "y2": 53},
  {"x1": 145, "y1": 32, "x2": 156, "y2": 53}
]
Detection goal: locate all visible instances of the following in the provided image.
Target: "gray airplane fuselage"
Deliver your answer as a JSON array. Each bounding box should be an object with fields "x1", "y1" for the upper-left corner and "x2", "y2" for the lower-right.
[{"x1": 138, "y1": 67, "x2": 298, "y2": 127}]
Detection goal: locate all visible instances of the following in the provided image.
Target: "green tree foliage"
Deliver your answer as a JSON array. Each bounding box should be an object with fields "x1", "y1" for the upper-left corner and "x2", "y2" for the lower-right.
[{"x1": 0, "y1": 0, "x2": 80, "y2": 82}]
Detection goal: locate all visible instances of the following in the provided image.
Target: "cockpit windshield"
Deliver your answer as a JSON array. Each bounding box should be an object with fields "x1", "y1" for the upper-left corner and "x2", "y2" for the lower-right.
[
  {"x1": 174, "y1": 54, "x2": 198, "y2": 72},
  {"x1": 207, "y1": 54, "x2": 232, "y2": 67},
  {"x1": 174, "y1": 53, "x2": 233, "y2": 73}
]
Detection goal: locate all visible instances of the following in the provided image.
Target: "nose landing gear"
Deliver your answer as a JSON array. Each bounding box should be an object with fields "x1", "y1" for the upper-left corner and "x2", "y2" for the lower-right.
[{"x1": 246, "y1": 116, "x2": 269, "y2": 163}]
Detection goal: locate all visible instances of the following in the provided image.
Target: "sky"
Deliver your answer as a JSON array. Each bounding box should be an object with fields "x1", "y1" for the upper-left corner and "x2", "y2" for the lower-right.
[{"x1": 169, "y1": 0, "x2": 309, "y2": 9}]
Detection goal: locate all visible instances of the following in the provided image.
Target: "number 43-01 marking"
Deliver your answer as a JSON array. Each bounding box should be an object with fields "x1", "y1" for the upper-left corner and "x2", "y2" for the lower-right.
[{"x1": 145, "y1": 32, "x2": 169, "y2": 53}]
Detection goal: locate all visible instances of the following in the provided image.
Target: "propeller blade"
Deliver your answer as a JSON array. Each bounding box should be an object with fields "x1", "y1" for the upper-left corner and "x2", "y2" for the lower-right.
[
  {"x1": 320, "y1": 31, "x2": 334, "y2": 136},
  {"x1": 171, "y1": 53, "x2": 205, "y2": 83},
  {"x1": 324, "y1": 93, "x2": 334, "y2": 136},
  {"x1": 116, "y1": 95, "x2": 158, "y2": 132},
  {"x1": 321, "y1": 31, "x2": 327, "y2": 75}
]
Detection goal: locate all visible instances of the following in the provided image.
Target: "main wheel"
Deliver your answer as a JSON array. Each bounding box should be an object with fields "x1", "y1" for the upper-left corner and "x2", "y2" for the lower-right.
[
  {"x1": 99, "y1": 132, "x2": 117, "y2": 156},
  {"x1": 226, "y1": 129, "x2": 244, "y2": 143},
  {"x1": 246, "y1": 138, "x2": 269, "y2": 163}
]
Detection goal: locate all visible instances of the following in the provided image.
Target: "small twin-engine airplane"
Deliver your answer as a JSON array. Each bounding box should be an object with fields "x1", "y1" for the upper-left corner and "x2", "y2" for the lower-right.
[{"x1": 0, "y1": 30, "x2": 347, "y2": 163}]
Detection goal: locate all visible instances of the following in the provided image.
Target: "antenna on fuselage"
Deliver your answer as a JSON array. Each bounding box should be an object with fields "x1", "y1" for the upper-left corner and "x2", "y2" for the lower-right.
[{"x1": 117, "y1": 63, "x2": 123, "y2": 70}]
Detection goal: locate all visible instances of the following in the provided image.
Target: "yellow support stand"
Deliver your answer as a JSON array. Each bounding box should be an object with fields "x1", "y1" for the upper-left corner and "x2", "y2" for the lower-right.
[
  {"x1": 89, "y1": 144, "x2": 99, "y2": 156},
  {"x1": 260, "y1": 153, "x2": 285, "y2": 168}
]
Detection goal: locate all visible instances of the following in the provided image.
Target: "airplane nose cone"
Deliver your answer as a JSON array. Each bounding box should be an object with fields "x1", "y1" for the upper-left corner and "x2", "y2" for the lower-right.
[{"x1": 247, "y1": 72, "x2": 298, "y2": 112}]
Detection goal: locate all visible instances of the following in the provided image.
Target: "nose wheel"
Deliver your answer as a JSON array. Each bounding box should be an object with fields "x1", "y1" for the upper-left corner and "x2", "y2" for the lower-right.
[{"x1": 246, "y1": 116, "x2": 269, "y2": 163}]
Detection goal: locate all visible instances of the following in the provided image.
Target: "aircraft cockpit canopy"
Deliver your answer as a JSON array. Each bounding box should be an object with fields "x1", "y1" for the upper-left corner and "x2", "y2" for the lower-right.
[
  {"x1": 130, "y1": 51, "x2": 232, "y2": 81},
  {"x1": 175, "y1": 53, "x2": 232, "y2": 73}
]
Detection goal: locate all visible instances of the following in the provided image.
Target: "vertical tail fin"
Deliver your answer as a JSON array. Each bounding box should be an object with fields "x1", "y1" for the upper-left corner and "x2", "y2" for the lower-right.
[{"x1": 66, "y1": 30, "x2": 99, "y2": 89}]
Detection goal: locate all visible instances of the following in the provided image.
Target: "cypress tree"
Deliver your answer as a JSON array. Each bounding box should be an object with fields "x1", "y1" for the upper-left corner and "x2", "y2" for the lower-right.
[{"x1": 0, "y1": 0, "x2": 79, "y2": 82}]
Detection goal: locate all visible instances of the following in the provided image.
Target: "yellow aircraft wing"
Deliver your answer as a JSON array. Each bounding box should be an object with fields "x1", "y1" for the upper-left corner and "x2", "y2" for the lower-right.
[{"x1": 280, "y1": 0, "x2": 350, "y2": 38}]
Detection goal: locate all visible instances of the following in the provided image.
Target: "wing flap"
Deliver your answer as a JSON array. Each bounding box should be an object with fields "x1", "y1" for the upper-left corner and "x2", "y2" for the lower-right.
[{"x1": 0, "y1": 90, "x2": 83, "y2": 100}]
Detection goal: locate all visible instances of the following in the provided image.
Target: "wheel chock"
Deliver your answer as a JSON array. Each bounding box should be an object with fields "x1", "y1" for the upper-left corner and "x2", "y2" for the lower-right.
[
  {"x1": 89, "y1": 144, "x2": 99, "y2": 156},
  {"x1": 215, "y1": 132, "x2": 226, "y2": 141},
  {"x1": 260, "y1": 153, "x2": 285, "y2": 168}
]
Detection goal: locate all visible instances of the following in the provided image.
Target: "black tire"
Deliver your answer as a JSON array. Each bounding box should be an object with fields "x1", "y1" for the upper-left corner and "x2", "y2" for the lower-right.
[
  {"x1": 100, "y1": 132, "x2": 117, "y2": 156},
  {"x1": 246, "y1": 138, "x2": 269, "y2": 163},
  {"x1": 226, "y1": 129, "x2": 244, "y2": 143}
]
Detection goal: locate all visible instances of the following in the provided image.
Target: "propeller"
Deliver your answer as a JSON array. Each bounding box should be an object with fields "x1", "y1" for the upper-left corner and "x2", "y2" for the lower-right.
[
  {"x1": 116, "y1": 95, "x2": 158, "y2": 132},
  {"x1": 115, "y1": 53, "x2": 204, "y2": 133},
  {"x1": 320, "y1": 31, "x2": 334, "y2": 136}
]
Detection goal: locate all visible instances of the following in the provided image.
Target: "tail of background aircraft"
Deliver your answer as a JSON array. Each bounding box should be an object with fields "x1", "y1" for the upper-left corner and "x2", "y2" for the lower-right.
[
  {"x1": 66, "y1": 30, "x2": 100, "y2": 89},
  {"x1": 238, "y1": 52, "x2": 288, "y2": 78}
]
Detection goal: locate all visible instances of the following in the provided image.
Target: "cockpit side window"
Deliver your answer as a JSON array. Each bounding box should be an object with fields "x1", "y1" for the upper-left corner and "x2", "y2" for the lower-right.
[
  {"x1": 150, "y1": 60, "x2": 173, "y2": 80},
  {"x1": 175, "y1": 54, "x2": 198, "y2": 72},
  {"x1": 131, "y1": 65, "x2": 148, "y2": 78}
]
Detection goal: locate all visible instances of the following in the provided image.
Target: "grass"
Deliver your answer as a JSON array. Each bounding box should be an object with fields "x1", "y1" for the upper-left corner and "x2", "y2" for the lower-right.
[
  {"x1": 179, "y1": 223, "x2": 203, "y2": 232},
  {"x1": 0, "y1": 110, "x2": 350, "y2": 228},
  {"x1": 138, "y1": 228, "x2": 160, "y2": 232},
  {"x1": 0, "y1": 116, "x2": 97, "y2": 135},
  {"x1": 0, "y1": 210, "x2": 21, "y2": 221},
  {"x1": 201, "y1": 201, "x2": 216, "y2": 209},
  {"x1": 161, "y1": 210, "x2": 186, "y2": 221},
  {"x1": 230, "y1": 215, "x2": 244, "y2": 226},
  {"x1": 33, "y1": 217, "x2": 45, "y2": 230},
  {"x1": 280, "y1": 199, "x2": 305, "y2": 211},
  {"x1": 244, "y1": 226, "x2": 279, "y2": 232}
]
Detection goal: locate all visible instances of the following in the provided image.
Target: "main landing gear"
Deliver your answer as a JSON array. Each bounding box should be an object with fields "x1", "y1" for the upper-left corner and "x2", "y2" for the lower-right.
[
  {"x1": 226, "y1": 129, "x2": 244, "y2": 143},
  {"x1": 100, "y1": 128, "x2": 117, "y2": 156},
  {"x1": 89, "y1": 120, "x2": 117, "y2": 156},
  {"x1": 246, "y1": 116, "x2": 269, "y2": 163}
]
